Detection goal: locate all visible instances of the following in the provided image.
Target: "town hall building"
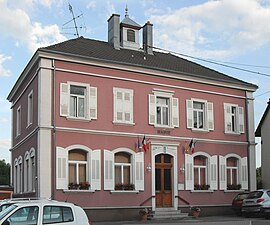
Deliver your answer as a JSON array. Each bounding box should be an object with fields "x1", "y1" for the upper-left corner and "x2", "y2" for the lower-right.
[{"x1": 7, "y1": 9, "x2": 258, "y2": 221}]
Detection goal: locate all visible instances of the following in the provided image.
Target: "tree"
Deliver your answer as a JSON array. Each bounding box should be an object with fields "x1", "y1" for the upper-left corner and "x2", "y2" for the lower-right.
[
  {"x1": 0, "y1": 159, "x2": 10, "y2": 185},
  {"x1": 256, "y1": 167, "x2": 262, "y2": 189}
]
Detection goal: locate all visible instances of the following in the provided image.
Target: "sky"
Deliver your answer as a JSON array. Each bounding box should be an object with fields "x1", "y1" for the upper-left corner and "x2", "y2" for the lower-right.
[{"x1": 1, "y1": 0, "x2": 270, "y2": 167}]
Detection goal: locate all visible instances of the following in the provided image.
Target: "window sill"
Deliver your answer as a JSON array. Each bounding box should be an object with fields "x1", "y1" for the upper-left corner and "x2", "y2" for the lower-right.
[
  {"x1": 110, "y1": 190, "x2": 139, "y2": 194},
  {"x1": 66, "y1": 117, "x2": 91, "y2": 122},
  {"x1": 113, "y1": 121, "x2": 135, "y2": 126},
  {"x1": 63, "y1": 189, "x2": 95, "y2": 193},
  {"x1": 191, "y1": 190, "x2": 214, "y2": 193},
  {"x1": 224, "y1": 190, "x2": 243, "y2": 193},
  {"x1": 191, "y1": 128, "x2": 209, "y2": 133},
  {"x1": 224, "y1": 132, "x2": 241, "y2": 136}
]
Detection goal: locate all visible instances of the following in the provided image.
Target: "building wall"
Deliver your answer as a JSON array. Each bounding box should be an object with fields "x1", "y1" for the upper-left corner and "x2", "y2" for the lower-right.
[
  {"x1": 51, "y1": 59, "x2": 250, "y2": 209},
  {"x1": 261, "y1": 110, "x2": 270, "y2": 188}
]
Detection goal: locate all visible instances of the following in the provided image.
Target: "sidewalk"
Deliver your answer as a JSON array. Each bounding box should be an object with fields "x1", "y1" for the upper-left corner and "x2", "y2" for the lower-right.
[{"x1": 92, "y1": 215, "x2": 269, "y2": 225}]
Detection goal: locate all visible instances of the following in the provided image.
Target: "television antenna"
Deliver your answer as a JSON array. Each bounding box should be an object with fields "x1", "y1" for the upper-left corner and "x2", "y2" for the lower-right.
[{"x1": 62, "y1": 3, "x2": 86, "y2": 38}]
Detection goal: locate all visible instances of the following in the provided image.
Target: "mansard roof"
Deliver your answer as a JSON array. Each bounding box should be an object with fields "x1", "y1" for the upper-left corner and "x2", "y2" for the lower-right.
[{"x1": 41, "y1": 37, "x2": 257, "y2": 90}]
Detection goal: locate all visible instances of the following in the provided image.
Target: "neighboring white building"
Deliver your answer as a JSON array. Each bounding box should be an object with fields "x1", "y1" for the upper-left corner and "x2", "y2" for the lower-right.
[{"x1": 255, "y1": 99, "x2": 270, "y2": 188}]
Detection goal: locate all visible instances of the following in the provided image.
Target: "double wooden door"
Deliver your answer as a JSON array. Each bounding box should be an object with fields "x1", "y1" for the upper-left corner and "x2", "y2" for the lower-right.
[{"x1": 155, "y1": 154, "x2": 172, "y2": 208}]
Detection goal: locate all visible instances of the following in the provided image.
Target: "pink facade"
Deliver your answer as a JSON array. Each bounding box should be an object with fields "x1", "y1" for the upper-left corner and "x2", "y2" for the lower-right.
[{"x1": 7, "y1": 12, "x2": 258, "y2": 220}]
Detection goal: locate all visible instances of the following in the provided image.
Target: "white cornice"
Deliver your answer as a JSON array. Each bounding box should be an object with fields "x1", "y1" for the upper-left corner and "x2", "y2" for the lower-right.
[{"x1": 38, "y1": 50, "x2": 257, "y2": 92}]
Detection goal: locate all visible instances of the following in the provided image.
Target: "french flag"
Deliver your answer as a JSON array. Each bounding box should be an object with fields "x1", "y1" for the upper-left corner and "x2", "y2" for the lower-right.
[
  {"x1": 142, "y1": 135, "x2": 150, "y2": 152},
  {"x1": 189, "y1": 139, "x2": 195, "y2": 154}
]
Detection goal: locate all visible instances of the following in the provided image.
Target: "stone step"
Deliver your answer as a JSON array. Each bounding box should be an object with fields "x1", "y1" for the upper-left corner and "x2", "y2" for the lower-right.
[{"x1": 148, "y1": 209, "x2": 189, "y2": 220}]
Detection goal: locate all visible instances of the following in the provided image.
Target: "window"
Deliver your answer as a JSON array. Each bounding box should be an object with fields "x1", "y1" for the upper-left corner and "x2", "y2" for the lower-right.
[
  {"x1": 185, "y1": 153, "x2": 218, "y2": 191},
  {"x1": 70, "y1": 85, "x2": 86, "y2": 118},
  {"x1": 186, "y1": 99, "x2": 214, "y2": 131},
  {"x1": 156, "y1": 97, "x2": 169, "y2": 126},
  {"x1": 60, "y1": 82, "x2": 97, "y2": 120},
  {"x1": 113, "y1": 88, "x2": 133, "y2": 124},
  {"x1": 24, "y1": 149, "x2": 35, "y2": 192},
  {"x1": 104, "y1": 149, "x2": 144, "y2": 191},
  {"x1": 149, "y1": 90, "x2": 179, "y2": 128},
  {"x1": 219, "y1": 154, "x2": 248, "y2": 190},
  {"x1": 127, "y1": 29, "x2": 135, "y2": 42},
  {"x1": 194, "y1": 156, "x2": 207, "y2": 186},
  {"x1": 27, "y1": 91, "x2": 33, "y2": 126},
  {"x1": 68, "y1": 150, "x2": 87, "y2": 185},
  {"x1": 227, "y1": 157, "x2": 238, "y2": 186},
  {"x1": 4, "y1": 206, "x2": 39, "y2": 224},
  {"x1": 43, "y1": 206, "x2": 74, "y2": 224},
  {"x1": 224, "y1": 103, "x2": 244, "y2": 134},
  {"x1": 56, "y1": 146, "x2": 101, "y2": 190},
  {"x1": 15, "y1": 156, "x2": 23, "y2": 194},
  {"x1": 115, "y1": 152, "x2": 131, "y2": 185},
  {"x1": 16, "y1": 106, "x2": 21, "y2": 136}
]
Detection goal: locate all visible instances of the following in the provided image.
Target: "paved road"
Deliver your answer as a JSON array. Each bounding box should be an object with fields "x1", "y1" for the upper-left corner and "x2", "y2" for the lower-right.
[{"x1": 92, "y1": 216, "x2": 270, "y2": 225}]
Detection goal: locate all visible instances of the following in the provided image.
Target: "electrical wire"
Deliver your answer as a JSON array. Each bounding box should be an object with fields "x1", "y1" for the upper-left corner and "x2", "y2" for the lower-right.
[{"x1": 151, "y1": 46, "x2": 270, "y2": 78}]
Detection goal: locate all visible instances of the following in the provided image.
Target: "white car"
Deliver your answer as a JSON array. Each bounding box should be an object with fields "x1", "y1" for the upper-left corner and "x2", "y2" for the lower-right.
[{"x1": 0, "y1": 199, "x2": 91, "y2": 225}]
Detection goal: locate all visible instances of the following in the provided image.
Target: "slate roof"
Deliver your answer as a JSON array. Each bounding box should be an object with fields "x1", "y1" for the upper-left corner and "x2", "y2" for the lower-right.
[
  {"x1": 41, "y1": 37, "x2": 257, "y2": 89},
  {"x1": 121, "y1": 16, "x2": 141, "y2": 28},
  {"x1": 255, "y1": 99, "x2": 270, "y2": 137}
]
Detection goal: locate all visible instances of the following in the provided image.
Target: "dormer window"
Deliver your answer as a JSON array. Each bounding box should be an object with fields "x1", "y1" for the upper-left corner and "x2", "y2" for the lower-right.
[{"x1": 127, "y1": 29, "x2": 135, "y2": 42}]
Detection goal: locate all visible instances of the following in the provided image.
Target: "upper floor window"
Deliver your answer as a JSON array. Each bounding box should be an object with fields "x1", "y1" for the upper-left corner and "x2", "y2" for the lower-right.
[
  {"x1": 149, "y1": 90, "x2": 179, "y2": 128},
  {"x1": 224, "y1": 103, "x2": 244, "y2": 134},
  {"x1": 27, "y1": 91, "x2": 33, "y2": 126},
  {"x1": 16, "y1": 106, "x2": 21, "y2": 137},
  {"x1": 186, "y1": 98, "x2": 214, "y2": 131},
  {"x1": 127, "y1": 29, "x2": 135, "y2": 42},
  {"x1": 70, "y1": 85, "x2": 86, "y2": 118},
  {"x1": 113, "y1": 88, "x2": 134, "y2": 124},
  {"x1": 60, "y1": 82, "x2": 97, "y2": 120}
]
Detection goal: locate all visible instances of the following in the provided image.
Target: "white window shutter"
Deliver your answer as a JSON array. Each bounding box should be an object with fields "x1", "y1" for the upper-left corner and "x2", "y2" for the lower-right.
[
  {"x1": 241, "y1": 157, "x2": 248, "y2": 190},
  {"x1": 56, "y1": 147, "x2": 68, "y2": 189},
  {"x1": 104, "y1": 150, "x2": 114, "y2": 190},
  {"x1": 89, "y1": 86, "x2": 97, "y2": 120},
  {"x1": 207, "y1": 102, "x2": 214, "y2": 131},
  {"x1": 149, "y1": 94, "x2": 156, "y2": 125},
  {"x1": 209, "y1": 155, "x2": 218, "y2": 190},
  {"x1": 172, "y1": 97, "x2": 179, "y2": 128},
  {"x1": 90, "y1": 150, "x2": 101, "y2": 190},
  {"x1": 185, "y1": 154, "x2": 194, "y2": 190},
  {"x1": 114, "y1": 90, "x2": 123, "y2": 122},
  {"x1": 123, "y1": 91, "x2": 133, "y2": 123},
  {"x1": 219, "y1": 155, "x2": 227, "y2": 190},
  {"x1": 135, "y1": 152, "x2": 144, "y2": 191},
  {"x1": 224, "y1": 103, "x2": 232, "y2": 133},
  {"x1": 238, "y1": 106, "x2": 245, "y2": 134},
  {"x1": 186, "y1": 99, "x2": 193, "y2": 129},
  {"x1": 60, "y1": 83, "x2": 69, "y2": 117}
]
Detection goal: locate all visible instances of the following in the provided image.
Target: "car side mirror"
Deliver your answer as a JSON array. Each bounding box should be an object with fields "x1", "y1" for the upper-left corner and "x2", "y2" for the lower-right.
[{"x1": 2, "y1": 220, "x2": 10, "y2": 225}]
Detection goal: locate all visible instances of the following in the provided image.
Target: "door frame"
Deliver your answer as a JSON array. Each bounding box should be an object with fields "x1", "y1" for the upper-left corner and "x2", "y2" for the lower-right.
[{"x1": 151, "y1": 142, "x2": 179, "y2": 211}]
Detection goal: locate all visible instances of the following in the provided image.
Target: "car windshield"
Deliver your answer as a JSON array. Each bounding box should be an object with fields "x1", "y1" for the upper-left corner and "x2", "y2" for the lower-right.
[
  {"x1": 0, "y1": 205, "x2": 17, "y2": 220},
  {"x1": 247, "y1": 191, "x2": 263, "y2": 199},
  {"x1": 235, "y1": 193, "x2": 249, "y2": 200},
  {"x1": 0, "y1": 203, "x2": 12, "y2": 212}
]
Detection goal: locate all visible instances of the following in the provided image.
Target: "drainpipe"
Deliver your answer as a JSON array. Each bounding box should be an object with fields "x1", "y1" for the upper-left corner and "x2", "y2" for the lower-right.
[{"x1": 51, "y1": 59, "x2": 56, "y2": 199}]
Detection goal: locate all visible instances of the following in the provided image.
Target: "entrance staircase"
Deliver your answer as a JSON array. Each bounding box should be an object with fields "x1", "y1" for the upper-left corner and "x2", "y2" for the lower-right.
[{"x1": 148, "y1": 208, "x2": 189, "y2": 220}]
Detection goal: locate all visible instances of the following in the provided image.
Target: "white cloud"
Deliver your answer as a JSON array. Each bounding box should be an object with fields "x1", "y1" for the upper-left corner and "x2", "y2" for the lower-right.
[
  {"x1": 106, "y1": 1, "x2": 116, "y2": 18},
  {"x1": 0, "y1": 0, "x2": 66, "y2": 53},
  {"x1": 0, "y1": 117, "x2": 9, "y2": 124},
  {"x1": 148, "y1": 0, "x2": 270, "y2": 59},
  {"x1": 0, "y1": 138, "x2": 11, "y2": 163},
  {"x1": 0, "y1": 54, "x2": 12, "y2": 77},
  {"x1": 86, "y1": 1, "x2": 96, "y2": 9}
]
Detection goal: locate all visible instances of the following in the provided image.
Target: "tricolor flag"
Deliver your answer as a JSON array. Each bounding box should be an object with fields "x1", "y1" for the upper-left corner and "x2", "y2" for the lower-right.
[
  {"x1": 142, "y1": 135, "x2": 150, "y2": 152},
  {"x1": 189, "y1": 139, "x2": 195, "y2": 154},
  {"x1": 135, "y1": 136, "x2": 141, "y2": 152}
]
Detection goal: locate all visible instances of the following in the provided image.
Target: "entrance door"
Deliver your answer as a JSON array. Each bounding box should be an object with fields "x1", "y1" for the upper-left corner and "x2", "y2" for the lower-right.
[{"x1": 155, "y1": 154, "x2": 173, "y2": 208}]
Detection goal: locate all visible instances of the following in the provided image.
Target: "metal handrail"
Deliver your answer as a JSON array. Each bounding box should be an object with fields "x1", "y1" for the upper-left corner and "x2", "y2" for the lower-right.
[
  {"x1": 175, "y1": 195, "x2": 190, "y2": 205},
  {"x1": 139, "y1": 195, "x2": 155, "y2": 206}
]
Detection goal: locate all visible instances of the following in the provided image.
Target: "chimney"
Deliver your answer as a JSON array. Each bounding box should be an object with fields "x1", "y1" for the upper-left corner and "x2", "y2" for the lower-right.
[
  {"x1": 143, "y1": 21, "x2": 153, "y2": 55},
  {"x1": 108, "y1": 14, "x2": 120, "y2": 50}
]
